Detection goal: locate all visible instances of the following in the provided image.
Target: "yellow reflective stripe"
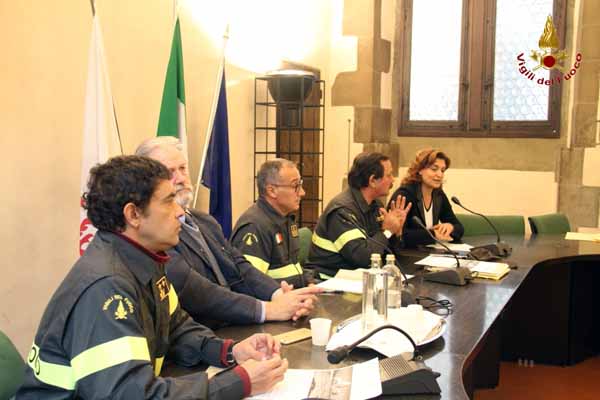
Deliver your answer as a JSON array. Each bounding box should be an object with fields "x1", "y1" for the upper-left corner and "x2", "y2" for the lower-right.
[
  {"x1": 71, "y1": 336, "x2": 150, "y2": 382},
  {"x1": 334, "y1": 229, "x2": 366, "y2": 250},
  {"x1": 244, "y1": 254, "x2": 270, "y2": 274},
  {"x1": 268, "y1": 263, "x2": 303, "y2": 279},
  {"x1": 312, "y1": 229, "x2": 366, "y2": 253},
  {"x1": 29, "y1": 337, "x2": 150, "y2": 390},
  {"x1": 154, "y1": 356, "x2": 164, "y2": 376},
  {"x1": 312, "y1": 232, "x2": 338, "y2": 253},
  {"x1": 168, "y1": 284, "x2": 178, "y2": 316},
  {"x1": 28, "y1": 344, "x2": 75, "y2": 390}
]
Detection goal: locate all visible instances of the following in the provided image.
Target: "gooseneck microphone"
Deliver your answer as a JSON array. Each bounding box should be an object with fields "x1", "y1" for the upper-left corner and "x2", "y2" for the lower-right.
[
  {"x1": 327, "y1": 324, "x2": 420, "y2": 364},
  {"x1": 412, "y1": 216, "x2": 472, "y2": 286},
  {"x1": 450, "y1": 196, "x2": 512, "y2": 257}
]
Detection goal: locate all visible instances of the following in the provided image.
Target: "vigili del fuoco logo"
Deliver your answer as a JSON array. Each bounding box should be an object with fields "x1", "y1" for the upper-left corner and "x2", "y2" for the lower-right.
[{"x1": 516, "y1": 15, "x2": 582, "y2": 86}]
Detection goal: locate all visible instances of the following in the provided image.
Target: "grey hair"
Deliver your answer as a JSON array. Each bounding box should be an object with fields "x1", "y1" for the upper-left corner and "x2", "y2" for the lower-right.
[
  {"x1": 134, "y1": 136, "x2": 185, "y2": 158},
  {"x1": 257, "y1": 158, "x2": 297, "y2": 197}
]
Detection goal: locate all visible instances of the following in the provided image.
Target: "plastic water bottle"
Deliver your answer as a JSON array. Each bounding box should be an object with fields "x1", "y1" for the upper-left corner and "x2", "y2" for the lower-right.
[
  {"x1": 362, "y1": 254, "x2": 388, "y2": 333},
  {"x1": 383, "y1": 254, "x2": 404, "y2": 309}
]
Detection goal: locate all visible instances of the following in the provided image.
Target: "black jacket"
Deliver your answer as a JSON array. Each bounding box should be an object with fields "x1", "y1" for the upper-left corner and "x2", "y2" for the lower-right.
[
  {"x1": 389, "y1": 182, "x2": 464, "y2": 247},
  {"x1": 231, "y1": 198, "x2": 305, "y2": 288},
  {"x1": 166, "y1": 210, "x2": 279, "y2": 329},
  {"x1": 17, "y1": 231, "x2": 248, "y2": 400},
  {"x1": 307, "y1": 187, "x2": 403, "y2": 277}
]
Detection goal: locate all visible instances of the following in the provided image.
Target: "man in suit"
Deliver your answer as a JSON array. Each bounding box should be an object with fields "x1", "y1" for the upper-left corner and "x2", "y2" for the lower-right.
[{"x1": 136, "y1": 137, "x2": 321, "y2": 329}]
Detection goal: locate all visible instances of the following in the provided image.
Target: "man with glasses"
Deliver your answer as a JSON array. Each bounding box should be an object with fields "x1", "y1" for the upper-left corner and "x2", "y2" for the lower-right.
[
  {"x1": 231, "y1": 159, "x2": 308, "y2": 288},
  {"x1": 135, "y1": 138, "x2": 320, "y2": 330}
]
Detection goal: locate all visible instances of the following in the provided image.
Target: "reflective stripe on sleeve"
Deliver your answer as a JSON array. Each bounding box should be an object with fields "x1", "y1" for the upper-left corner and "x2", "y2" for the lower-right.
[
  {"x1": 312, "y1": 229, "x2": 366, "y2": 253},
  {"x1": 28, "y1": 336, "x2": 150, "y2": 390},
  {"x1": 154, "y1": 356, "x2": 164, "y2": 376},
  {"x1": 168, "y1": 284, "x2": 178, "y2": 316},
  {"x1": 244, "y1": 254, "x2": 270, "y2": 274},
  {"x1": 267, "y1": 263, "x2": 303, "y2": 280}
]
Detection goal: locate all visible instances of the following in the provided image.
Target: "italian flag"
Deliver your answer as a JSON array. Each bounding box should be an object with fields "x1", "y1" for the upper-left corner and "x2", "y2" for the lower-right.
[{"x1": 157, "y1": 17, "x2": 187, "y2": 149}]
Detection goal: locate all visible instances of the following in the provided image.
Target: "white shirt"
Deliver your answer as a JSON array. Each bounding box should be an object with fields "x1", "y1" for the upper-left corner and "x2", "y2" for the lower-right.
[{"x1": 424, "y1": 201, "x2": 434, "y2": 229}]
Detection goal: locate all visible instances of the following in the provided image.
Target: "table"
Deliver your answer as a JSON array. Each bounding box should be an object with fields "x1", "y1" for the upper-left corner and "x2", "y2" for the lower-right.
[{"x1": 165, "y1": 234, "x2": 600, "y2": 399}]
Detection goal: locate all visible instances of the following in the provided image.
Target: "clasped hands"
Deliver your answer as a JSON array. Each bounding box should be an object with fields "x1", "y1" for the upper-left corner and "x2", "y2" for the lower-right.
[
  {"x1": 266, "y1": 281, "x2": 323, "y2": 321},
  {"x1": 232, "y1": 333, "x2": 287, "y2": 395}
]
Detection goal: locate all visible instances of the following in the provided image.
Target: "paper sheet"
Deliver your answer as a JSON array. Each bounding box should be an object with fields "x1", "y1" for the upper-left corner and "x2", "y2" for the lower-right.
[
  {"x1": 247, "y1": 358, "x2": 382, "y2": 400},
  {"x1": 565, "y1": 232, "x2": 600, "y2": 242},
  {"x1": 427, "y1": 243, "x2": 473, "y2": 252}
]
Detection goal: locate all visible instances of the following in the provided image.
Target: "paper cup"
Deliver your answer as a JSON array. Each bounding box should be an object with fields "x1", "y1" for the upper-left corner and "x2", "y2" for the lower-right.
[{"x1": 309, "y1": 318, "x2": 332, "y2": 346}]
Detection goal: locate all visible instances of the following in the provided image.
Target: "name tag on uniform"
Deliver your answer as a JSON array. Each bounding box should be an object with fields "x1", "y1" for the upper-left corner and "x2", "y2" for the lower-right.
[
  {"x1": 156, "y1": 276, "x2": 170, "y2": 301},
  {"x1": 275, "y1": 232, "x2": 283, "y2": 245},
  {"x1": 291, "y1": 224, "x2": 299, "y2": 238}
]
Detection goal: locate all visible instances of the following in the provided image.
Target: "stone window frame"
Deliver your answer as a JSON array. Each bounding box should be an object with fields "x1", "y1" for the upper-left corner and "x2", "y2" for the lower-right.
[{"x1": 394, "y1": 0, "x2": 567, "y2": 138}]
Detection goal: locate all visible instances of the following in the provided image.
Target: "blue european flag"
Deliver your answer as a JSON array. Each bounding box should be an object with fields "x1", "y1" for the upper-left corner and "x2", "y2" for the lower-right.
[{"x1": 201, "y1": 69, "x2": 232, "y2": 238}]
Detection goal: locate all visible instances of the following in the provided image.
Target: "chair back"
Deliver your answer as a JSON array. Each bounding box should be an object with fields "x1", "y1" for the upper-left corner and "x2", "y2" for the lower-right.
[
  {"x1": 0, "y1": 330, "x2": 25, "y2": 399},
  {"x1": 528, "y1": 213, "x2": 571, "y2": 235},
  {"x1": 297, "y1": 227, "x2": 312, "y2": 266},
  {"x1": 457, "y1": 214, "x2": 525, "y2": 237}
]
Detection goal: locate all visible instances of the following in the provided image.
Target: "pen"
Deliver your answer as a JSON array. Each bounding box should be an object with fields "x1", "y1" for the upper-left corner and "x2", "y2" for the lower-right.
[{"x1": 321, "y1": 290, "x2": 345, "y2": 294}]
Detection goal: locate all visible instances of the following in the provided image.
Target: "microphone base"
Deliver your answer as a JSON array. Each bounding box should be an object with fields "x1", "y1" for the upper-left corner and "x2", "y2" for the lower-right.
[
  {"x1": 402, "y1": 283, "x2": 417, "y2": 305},
  {"x1": 471, "y1": 242, "x2": 512, "y2": 258},
  {"x1": 380, "y1": 353, "x2": 441, "y2": 395},
  {"x1": 424, "y1": 267, "x2": 472, "y2": 286}
]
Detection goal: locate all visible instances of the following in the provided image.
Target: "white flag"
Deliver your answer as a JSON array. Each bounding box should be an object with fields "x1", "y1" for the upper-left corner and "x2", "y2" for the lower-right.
[{"x1": 79, "y1": 15, "x2": 121, "y2": 255}]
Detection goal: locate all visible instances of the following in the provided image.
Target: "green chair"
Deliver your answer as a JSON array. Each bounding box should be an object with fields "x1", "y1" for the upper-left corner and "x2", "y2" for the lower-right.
[
  {"x1": 297, "y1": 227, "x2": 312, "y2": 266},
  {"x1": 0, "y1": 330, "x2": 25, "y2": 399},
  {"x1": 457, "y1": 214, "x2": 525, "y2": 237},
  {"x1": 528, "y1": 213, "x2": 570, "y2": 235}
]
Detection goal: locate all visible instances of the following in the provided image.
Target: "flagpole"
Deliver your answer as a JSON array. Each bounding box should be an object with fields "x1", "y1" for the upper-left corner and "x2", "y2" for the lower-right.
[
  {"x1": 193, "y1": 24, "x2": 229, "y2": 208},
  {"x1": 89, "y1": 0, "x2": 123, "y2": 155}
]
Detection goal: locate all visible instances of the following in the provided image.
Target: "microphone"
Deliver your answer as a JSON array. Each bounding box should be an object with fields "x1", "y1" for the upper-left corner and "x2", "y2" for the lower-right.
[
  {"x1": 327, "y1": 324, "x2": 420, "y2": 364},
  {"x1": 338, "y1": 211, "x2": 416, "y2": 305},
  {"x1": 412, "y1": 216, "x2": 472, "y2": 286},
  {"x1": 450, "y1": 196, "x2": 512, "y2": 257},
  {"x1": 328, "y1": 324, "x2": 442, "y2": 395}
]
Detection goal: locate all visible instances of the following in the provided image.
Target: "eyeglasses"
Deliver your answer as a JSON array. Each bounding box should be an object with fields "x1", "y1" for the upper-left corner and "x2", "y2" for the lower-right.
[{"x1": 272, "y1": 179, "x2": 304, "y2": 194}]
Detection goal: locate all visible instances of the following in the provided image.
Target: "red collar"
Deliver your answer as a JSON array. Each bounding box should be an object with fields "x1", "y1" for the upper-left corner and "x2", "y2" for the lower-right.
[{"x1": 114, "y1": 232, "x2": 171, "y2": 264}]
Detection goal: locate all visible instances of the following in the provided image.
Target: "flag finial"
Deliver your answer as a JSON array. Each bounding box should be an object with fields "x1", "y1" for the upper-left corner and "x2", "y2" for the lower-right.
[{"x1": 90, "y1": 0, "x2": 96, "y2": 16}]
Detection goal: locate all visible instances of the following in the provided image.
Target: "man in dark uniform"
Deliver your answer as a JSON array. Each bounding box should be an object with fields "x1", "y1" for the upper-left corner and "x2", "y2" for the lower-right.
[
  {"x1": 16, "y1": 156, "x2": 287, "y2": 399},
  {"x1": 231, "y1": 159, "x2": 308, "y2": 288},
  {"x1": 307, "y1": 152, "x2": 412, "y2": 278},
  {"x1": 136, "y1": 138, "x2": 321, "y2": 329}
]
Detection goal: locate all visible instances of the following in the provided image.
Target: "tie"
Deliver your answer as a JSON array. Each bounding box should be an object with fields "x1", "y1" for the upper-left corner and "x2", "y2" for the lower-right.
[{"x1": 182, "y1": 222, "x2": 229, "y2": 287}]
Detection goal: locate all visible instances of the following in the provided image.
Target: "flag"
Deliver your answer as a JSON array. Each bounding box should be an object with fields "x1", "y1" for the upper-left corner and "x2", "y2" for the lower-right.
[
  {"x1": 200, "y1": 68, "x2": 232, "y2": 238},
  {"x1": 157, "y1": 17, "x2": 187, "y2": 150},
  {"x1": 79, "y1": 15, "x2": 122, "y2": 255}
]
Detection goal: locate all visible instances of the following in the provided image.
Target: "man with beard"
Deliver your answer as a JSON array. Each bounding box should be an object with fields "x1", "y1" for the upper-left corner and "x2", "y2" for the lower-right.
[
  {"x1": 307, "y1": 152, "x2": 412, "y2": 278},
  {"x1": 135, "y1": 137, "x2": 321, "y2": 329}
]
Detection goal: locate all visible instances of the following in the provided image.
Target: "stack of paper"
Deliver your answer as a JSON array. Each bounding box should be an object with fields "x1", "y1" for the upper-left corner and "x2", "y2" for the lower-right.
[
  {"x1": 317, "y1": 268, "x2": 415, "y2": 293},
  {"x1": 565, "y1": 232, "x2": 600, "y2": 243},
  {"x1": 415, "y1": 255, "x2": 510, "y2": 280}
]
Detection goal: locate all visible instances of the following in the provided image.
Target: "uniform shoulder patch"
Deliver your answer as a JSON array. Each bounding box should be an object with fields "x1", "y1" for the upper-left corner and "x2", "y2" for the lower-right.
[
  {"x1": 103, "y1": 294, "x2": 134, "y2": 320},
  {"x1": 243, "y1": 232, "x2": 258, "y2": 246}
]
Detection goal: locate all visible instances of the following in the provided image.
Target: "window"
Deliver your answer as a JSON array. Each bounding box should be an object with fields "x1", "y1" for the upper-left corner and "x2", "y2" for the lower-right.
[{"x1": 396, "y1": 0, "x2": 566, "y2": 138}]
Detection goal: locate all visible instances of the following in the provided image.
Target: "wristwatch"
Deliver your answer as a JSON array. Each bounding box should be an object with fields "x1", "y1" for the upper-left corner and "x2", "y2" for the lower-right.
[
  {"x1": 383, "y1": 229, "x2": 393, "y2": 239},
  {"x1": 226, "y1": 343, "x2": 236, "y2": 366}
]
